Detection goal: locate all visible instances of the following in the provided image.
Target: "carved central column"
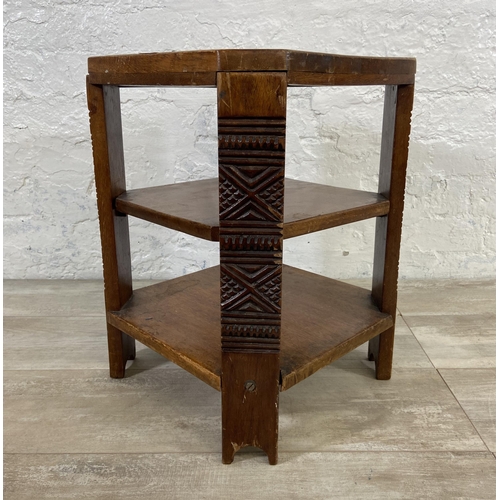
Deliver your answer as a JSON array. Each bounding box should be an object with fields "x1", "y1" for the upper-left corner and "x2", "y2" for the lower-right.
[{"x1": 217, "y1": 71, "x2": 287, "y2": 465}]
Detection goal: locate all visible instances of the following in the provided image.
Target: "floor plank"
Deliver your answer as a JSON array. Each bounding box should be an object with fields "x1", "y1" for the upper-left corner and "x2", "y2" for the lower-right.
[
  {"x1": 404, "y1": 314, "x2": 495, "y2": 368},
  {"x1": 4, "y1": 312, "x2": 430, "y2": 374},
  {"x1": 397, "y1": 280, "x2": 495, "y2": 316},
  {"x1": 4, "y1": 452, "x2": 495, "y2": 500},
  {"x1": 3, "y1": 279, "x2": 495, "y2": 498},
  {"x1": 3, "y1": 280, "x2": 160, "y2": 317},
  {"x1": 3, "y1": 317, "x2": 169, "y2": 371},
  {"x1": 439, "y1": 369, "x2": 496, "y2": 453},
  {"x1": 334, "y1": 318, "x2": 433, "y2": 369},
  {"x1": 4, "y1": 367, "x2": 486, "y2": 454},
  {"x1": 3, "y1": 280, "x2": 104, "y2": 317},
  {"x1": 279, "y1": 366, "x2": 487, "y2": 452},
  {"x1": 3, "y1": 280, "x2": 104, "y2": 295}
]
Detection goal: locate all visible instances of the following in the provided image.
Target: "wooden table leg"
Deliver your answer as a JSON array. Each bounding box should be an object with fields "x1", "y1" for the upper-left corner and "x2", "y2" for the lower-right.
[
  {"x1": 370, "y1": 84, "x2": 414, "y2": 380},
  {"x1": 217, "y1": 71, "x2": 287, "y2": 464},
  {"x1": 87, "y1": 80, "x2": 135, "y2": 378}
]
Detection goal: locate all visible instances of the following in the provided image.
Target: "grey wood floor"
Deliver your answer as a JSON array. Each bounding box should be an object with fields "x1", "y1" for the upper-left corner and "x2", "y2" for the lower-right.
[{"x1": 4, "y1": 279, "x2": 496, "y2": 499}]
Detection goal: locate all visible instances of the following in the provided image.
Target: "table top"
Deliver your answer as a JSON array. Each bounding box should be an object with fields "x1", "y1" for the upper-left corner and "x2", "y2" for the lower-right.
[{"x1": 87, "y1": 49, "x2": 416, "y2": 87}]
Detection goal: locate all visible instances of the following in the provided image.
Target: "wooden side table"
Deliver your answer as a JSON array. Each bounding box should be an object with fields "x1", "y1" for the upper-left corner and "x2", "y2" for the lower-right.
[{"x1": 87, "y1": 49, "x2": 415, "y2": 465}]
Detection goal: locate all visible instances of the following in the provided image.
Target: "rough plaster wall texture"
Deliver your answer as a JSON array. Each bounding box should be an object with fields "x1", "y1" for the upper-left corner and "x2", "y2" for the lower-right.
[{"x1": 3, "y1": 1, "x2": 495, "y2": 279}]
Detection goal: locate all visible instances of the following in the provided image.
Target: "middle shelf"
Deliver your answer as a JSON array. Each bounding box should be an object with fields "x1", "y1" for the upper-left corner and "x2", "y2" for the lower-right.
[
  {"x1": 115, "y1": 178, "x2": 389, "y2": 241},
  {"x1": 107, "y1": 265, "x2": 393, "y2": 392}
]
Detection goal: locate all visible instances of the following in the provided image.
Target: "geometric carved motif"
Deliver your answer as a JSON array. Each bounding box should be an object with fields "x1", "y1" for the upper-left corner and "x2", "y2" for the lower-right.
[
  {"x1": 219, "y1": 165, "x2": 284, "y2": 221},
  {"x1": 218, "y1": 117, "x2": 285, "y2": 353},
  {"x1": 221, "y1": 264, "x2": 281, "y2": 314}
]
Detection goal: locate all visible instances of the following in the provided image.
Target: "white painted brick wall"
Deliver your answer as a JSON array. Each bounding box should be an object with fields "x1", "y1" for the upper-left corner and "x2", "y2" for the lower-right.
[{"x1": 4, "y1": 1, "x2": 495, "y2": 280}]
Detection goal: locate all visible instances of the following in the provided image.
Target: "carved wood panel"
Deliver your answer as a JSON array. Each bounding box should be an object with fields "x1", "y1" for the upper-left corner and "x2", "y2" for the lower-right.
[{"x1": 218, "y1": 74, "x2": 286, "y2": 355}]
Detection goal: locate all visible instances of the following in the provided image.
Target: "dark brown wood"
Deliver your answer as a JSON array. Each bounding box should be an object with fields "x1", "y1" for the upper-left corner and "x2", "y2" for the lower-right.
[
  {"x1": 370, "y1": 84, "x2": 414, "y2": 380},
  {"x1": 88, "y1": 50, "x2": 218, "y2": 74},
  {"x1": 217, "y1": 71, "x2": 286, "y2": 464},
  {"x1": 88, "y1": 72, "x2": 216, "y2": 87},
  {"x1": 108, "y1": 268, "x2": 222, "y2": 391},
  {"x1": 279, "y1": 266, "x2": 393, "y2": 390},
  {"x1": 218, "y1": 49, "x2": 288, "y2": 71},
  {"x1": 107, "y1": 265, "x2": 393, "y2": 392},
  {"x1": 86, "y1": 50, "x2": 415, "y2": 466},
  {"x1": 218, "y1": 72, "x2": 287, "y2": 118},
  {"x1": 221, "y1": 352, "x2": 279, "y2": 464},
  {"x1": 287, "y1": 72, "x2": 414, "y2": 86},
  {"x1": 287, "y1": 50, "x2": 416, "y2": 75},
  {"x1": 115, "y1": 178, "x2": 389, "y2": 241},
  {"x1": 88, "y1": 51, "x2": 217, "y2": 87},
  {"x1": 87, "y1": 49, "x2": 416, "y2": 88},
  {"x1": 87, "y1": 80, "x2": 135, "y2": 378},
  {"x1": 116, "y1": 179, "x2": 219, "y2": 241}
]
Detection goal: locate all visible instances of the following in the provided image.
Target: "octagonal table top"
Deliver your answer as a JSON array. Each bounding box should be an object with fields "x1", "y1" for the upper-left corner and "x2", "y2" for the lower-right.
[{"x1": 88, "y1": 49, "x2": 416, "y2": 87}]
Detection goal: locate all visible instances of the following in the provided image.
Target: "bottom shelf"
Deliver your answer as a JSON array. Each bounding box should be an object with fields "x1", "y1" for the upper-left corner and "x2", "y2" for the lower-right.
[{"x1": 108, "y1": 266, "x2": 393, "y2": 391}]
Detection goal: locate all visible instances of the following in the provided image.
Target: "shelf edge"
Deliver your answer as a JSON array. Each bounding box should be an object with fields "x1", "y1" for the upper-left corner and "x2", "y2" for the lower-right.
[
  {"x1": 107, "y1": 312, "x2": 222, "y2": 391},
  {"x1": 116, "y1": 180, "x2": 389, "y2": 241},
  {"x1": 280, "y1": 315, "x2": 393, "y2": 391},
  {"x1": 115, "y1": 197, "x2": 215, "y2": 241},
  {"x1": 283, "y1": 199, "x2": 390, "y2": 238}
]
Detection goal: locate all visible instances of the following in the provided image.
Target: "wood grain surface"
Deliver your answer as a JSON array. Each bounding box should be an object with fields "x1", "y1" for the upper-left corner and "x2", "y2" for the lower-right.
[
  {"x1": 88, "y1": 49, "x2": 416, "y2": 87},
  {"x1": 87, "y1": 81, "x2": 136, "y2": 378},
  {"x1": 107, "y1": 266, "x2": 392, "y2": 392},
  {"x1": 4, "y1": 452, "x2": 494, "y2": 500},
  {"x1": 3, "y1": 367, "x2": 489, "y2": 454},
  {"x1": 115, "y1": 178, "x2": 389, "y2": 241},
  {"x1": 369, "y1": 84, "x2": 414, "y2": 380},
  {"x1": 216, "y1": 71, "x2": 287, "y2": 463},
  {"x1": 439, "y1": 368, "x2": 496, "y2": 452},
  {"x1": 86, "y1": 49, "x2": 416, "y2": 466}
]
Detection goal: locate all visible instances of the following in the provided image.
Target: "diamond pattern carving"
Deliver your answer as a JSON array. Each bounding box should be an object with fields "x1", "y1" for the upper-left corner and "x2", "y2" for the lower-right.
[
  {"x1": 219, "y1": 117, "x2": 285, "y2": 353},
  {"x1": 221, "y1": 264, "x2": 281, "y2": 314}
]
